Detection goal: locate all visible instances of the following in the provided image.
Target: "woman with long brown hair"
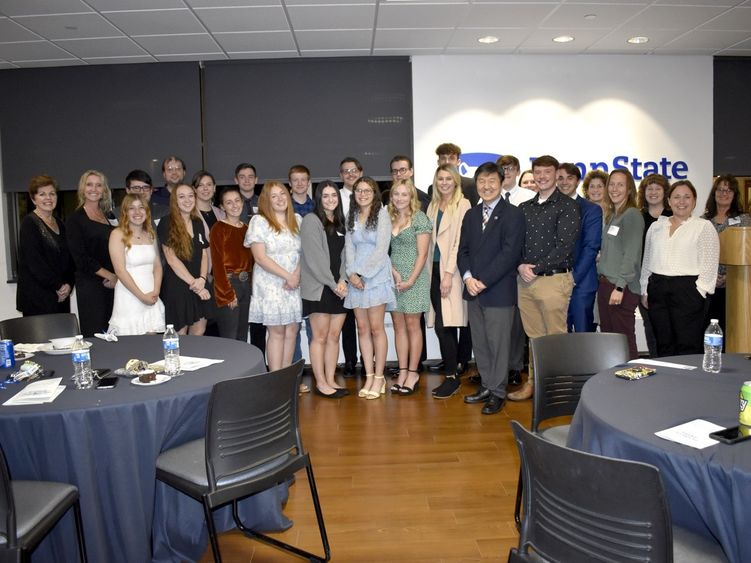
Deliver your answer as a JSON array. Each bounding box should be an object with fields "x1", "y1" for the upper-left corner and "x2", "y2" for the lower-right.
[
  {"x1": 245, "y1": 181, "x2": 303, "y2": 373},
  {"x1": 157, "y1": 183, "x2": 211, "y2": 335}
]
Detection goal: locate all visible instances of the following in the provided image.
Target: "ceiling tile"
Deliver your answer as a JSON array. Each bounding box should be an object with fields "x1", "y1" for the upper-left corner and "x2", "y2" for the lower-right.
[
  {"x1": 104, "y1": 9, "x2": 205, "y2": 36},
  {"x1": 378, "y1": 4, "x2": 469, "y2": 29},
  {"x1": 0, "y1": 60, "x2": 16, "y2": 68},
  {"x1": 590, "y1": 28, "x2": 684, "y2": 51},
  {"x1": 652, "y1": 0, "x2": 734, "y2": 5},
  {"x1": 188, "y1": 0, "x2": 281, "y2": 6},
  {"x1": 287, "y1": 0, "x2": 372, "y2": 5},
  {"x1": 194, "y1": 6, "x2": 289, "y2": 32},
  {"x1": 227, "y1": 50, "x2": 298, "y2": 58},
  {"x1": 699, "y1": 7, "x2": 751, "y2": 31},
  {"x1": 134, "y1": 33, "x2": 223, "y2": 55},
  {"x1": 461, "y1": 3, "x2": 557, "y2": 28},
  {"x1": 301, "y1": 49, "x2": 370, "y2": 57},
  {"x1": 156, "y1": 53, "x2": 229, "y2": 62},
  {"x1": 448, "y1": 27, "x2": 529, "y2": 49},
  {"x1": 54, "y1": 36, "x2": 147, "y2": 58},
  {"x1": 374, "y1": 28, "x2": 452, "y2": 48},
  {"x1": 0, "y1": 0, "x2": 90, "y2": 17},
  {"x1": 287, "y1": 5, "x2": 375, "y2": 30},
  {"x1": 663, "y1": 29, "x2": 750, "y2": 50},
  {"x1": 83, "y1": 55, "x2": 156, "y2": 64},
  {"x1": 539, "y1": 4, "x2": 647, "y2": 29},
  {"x1": 519, "y1": 28, "x2": 611, "y2": 50},
  {"x1": 373, "y1": 46, "x2": 444, "y2": 54},
  {"x1": 214, "y1": 30, "x2": 296, "y2": 51},
  {"x1": 296, "y1": 29, "x2": 372, "y2": 50},
  {"x1": 622, "y1": 6, "x2": 727, "y2": 30},
  {"x1": 14, "y1": 13, "x2": 122, "y2": 40},
  {"x1": 718, "y1": 48, "x2": 751, "y2": 55},
  {"x1": 90, "y1": 0, "x2": 185, "y2": 9},
  {"x1": 652, "y1": 46, "x2": 718, "y2": 54},
  {"x1": 0, "y1": 17, "x2": 41, "y2": 42},
  {"x1": 0, "y1": 40, "x2": 77, "y2": 61},
  {"x1": 14, "y1": 58, "x2": 85, "y2": 67}
]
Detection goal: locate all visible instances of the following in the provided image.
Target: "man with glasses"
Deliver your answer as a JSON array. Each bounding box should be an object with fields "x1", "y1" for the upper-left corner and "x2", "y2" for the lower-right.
[
  {"x1": 390, "y1": 155, "x2": 429, "y2": 210},
  {"x1": 116, "y1": 169, "x2": 168, "y2": 223},
  {"x1": 235, "y1": 163, "x2": 259, "y2": 224},
  {"x1": 152, "y1": 156, "x2": 186, "y2": 207}
]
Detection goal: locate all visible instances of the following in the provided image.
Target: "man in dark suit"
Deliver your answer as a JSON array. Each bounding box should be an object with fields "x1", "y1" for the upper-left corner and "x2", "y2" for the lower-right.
[
  {"x1": 557, "y1": 163, "x2": 602, "y2": 333},
  {"x1": 457, "y1": 162, "x2": 524, "y2": 414}
]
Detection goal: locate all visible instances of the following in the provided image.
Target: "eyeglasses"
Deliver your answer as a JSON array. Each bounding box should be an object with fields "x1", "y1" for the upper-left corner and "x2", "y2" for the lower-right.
[
  {"x1": 716, "y1": 188, "x2": 734, "y2": 194},
  {"x1": 128, "y1": 184, "x2": 152, "y2": 192},
  {"x1": 502, "y1": 165, "x2": 517, "y2": 172},
  {"x1": 165, "y1": 166, "x2": 183, "y2": 172},
  {"x1": 341, "y1": 168, "x2": 360, "y2": 175},
  {"x1": 391, "y1": 167, "x2": 410, "y2": 176},
  {"x1": 354, "y1": 188, "x2": 373, "y2": 195}
]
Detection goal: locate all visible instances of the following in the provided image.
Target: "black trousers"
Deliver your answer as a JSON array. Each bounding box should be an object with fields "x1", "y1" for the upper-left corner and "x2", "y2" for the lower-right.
[
  {"x1": 216, "y1": 276, "x2": 250, "y2": 342},
  {"x1": 341, "y1": 309, "x2": 358, "y2": 366},
  {"x1": 647, "y1": 274, "x2": 707, "y2": 357},
  {"x1": 430, "y1": 262, "x2": 459, "y2": 373}
]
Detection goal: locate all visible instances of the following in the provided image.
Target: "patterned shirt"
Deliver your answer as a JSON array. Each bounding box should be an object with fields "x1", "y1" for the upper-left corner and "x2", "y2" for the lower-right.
[{"x1": 518, "y1": 189, "x2": 580, "y2": 274}]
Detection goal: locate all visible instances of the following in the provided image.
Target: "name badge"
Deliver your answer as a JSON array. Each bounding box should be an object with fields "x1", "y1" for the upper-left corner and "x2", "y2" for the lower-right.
[
  {"x1": 729, "y1": 217, "x2": 741, "y2": 226},
  {"x1": 607, "y1": 225, "x2": 620, "y2": 236}
]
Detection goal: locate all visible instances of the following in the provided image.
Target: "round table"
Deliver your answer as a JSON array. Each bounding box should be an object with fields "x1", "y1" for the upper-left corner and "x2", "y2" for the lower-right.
[
  {"x1": 0, "y1": 335, "x2": 289, "y2": 563},
  {"x1": 567, "y1": 354, "x2": 751, "y2": 563}
]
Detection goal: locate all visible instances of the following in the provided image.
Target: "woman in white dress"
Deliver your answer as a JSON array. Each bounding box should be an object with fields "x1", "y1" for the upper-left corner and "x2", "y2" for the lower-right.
[
  {"x1": 108, "y1": 194, "x2": 165, "y2": 335},
  {"x1": 245, "y1": 181, "x2": 303, "y2": 373}
]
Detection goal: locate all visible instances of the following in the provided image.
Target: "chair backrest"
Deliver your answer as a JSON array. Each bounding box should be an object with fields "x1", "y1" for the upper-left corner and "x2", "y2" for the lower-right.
[
  {"x1": 530, "y1": 332, "x2": 629, "y2": 431},
  {"x1": 510, "y1": 420, "x2": 673, "y2": 563},
  {"x1": 0, "y1": 314, "x2": 80, "y2": 343},
  {"x1": 0, "y1": 444, "x2": 18, "y2": 548},
  {"x1": 204, "y1": 360, "x2": 304, "y2": 490}
]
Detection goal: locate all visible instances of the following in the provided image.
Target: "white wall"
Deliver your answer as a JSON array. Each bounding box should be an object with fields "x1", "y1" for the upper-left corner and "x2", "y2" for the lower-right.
[{"x1": 412, "y1": 55, "x2": 713, "y2": 207}]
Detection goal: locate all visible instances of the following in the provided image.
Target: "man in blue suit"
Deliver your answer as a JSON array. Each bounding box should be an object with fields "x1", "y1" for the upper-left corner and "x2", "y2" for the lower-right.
[
  {"x1": 457, "y1": 162, "x2": 525, "y2": 415},
  {"x1": 557, "y1": 163, "x2": 602, "y2": 333}
]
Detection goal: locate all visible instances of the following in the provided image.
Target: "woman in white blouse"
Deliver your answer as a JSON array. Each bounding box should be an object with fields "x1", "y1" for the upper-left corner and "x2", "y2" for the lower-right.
[{"x1": 640, "y1": 180, "x2": 719, "y2": 356}]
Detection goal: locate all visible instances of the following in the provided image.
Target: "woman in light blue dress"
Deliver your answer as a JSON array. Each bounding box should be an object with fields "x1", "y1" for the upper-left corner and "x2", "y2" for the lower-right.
[
  {"x1": 245, "y1": 181, "x2": 302, "y2": 373},
  {"x1": 344, "y1": 177, "x2": 395, "y2": 399}
]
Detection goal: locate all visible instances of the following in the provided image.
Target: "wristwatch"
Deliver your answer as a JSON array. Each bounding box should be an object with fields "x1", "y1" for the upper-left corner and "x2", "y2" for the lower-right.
[{"x1": 615, "y1": 286, "x2": 624, "y2": 292}]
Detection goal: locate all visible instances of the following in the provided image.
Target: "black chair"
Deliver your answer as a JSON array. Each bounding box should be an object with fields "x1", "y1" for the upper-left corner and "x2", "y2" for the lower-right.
[
  {"x1": 155, "y1": 359, "x2": 330, "y2": 562},
  {"x1": 0, "y1": 314, "x2": 80, "y2": 343},
  {"x1": 0, "y1": 444, "x2": 87, "y2": 563},
  {"x1": 508, "y1": 421, "x2": 727, "y2": 563},
  {"x1": 514, "y1": 332, "x2": 630, "y2": 531}
]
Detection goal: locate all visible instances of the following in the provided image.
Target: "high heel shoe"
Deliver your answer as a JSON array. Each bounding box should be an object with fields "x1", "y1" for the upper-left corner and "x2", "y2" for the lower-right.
[
  {"x1": 390, "y1": 368, "x2": 407, "y2": 393},
  {"x1": 366, "y1": 375, "x2": 386, "y2": 399},
  {"x1": 399, "y1": 370, "x2": 420, "y2": 396},
  {"x1": 358, "y1": 374, "x2": 375, "y2": 398}
]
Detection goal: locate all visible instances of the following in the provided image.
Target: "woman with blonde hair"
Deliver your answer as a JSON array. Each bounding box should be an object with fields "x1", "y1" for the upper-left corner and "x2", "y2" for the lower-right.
[
  {"x1": 157, "y1": 184, "x2": 211, "y2": 335},
  {"x1": 426, "y1": 165, "x2": 471, "y2": 399},
  {"x1": 597, "y1": 169, "x2": 644, "y2": 359},
  {"x1": 245, "y1": 181, "x2": 303, "y2": 374},
  {"x1": 388, "y1": 178, "x2": 432, "y2": 395},
  {"x1": 108, "y1": 194, "x2": 165, "y2": 335},
  {"x1": 345, "y1": 177, "x2": 395, "y2": 399},
  {"x1": 66, "y1": 170, "x2": 117, "y2": 336}
]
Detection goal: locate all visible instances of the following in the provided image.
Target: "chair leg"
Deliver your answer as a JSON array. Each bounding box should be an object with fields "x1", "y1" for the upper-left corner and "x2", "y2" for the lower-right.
[
  {"x1": 73, "y1": 500, "x2": 88, "y2": 563},
  {"x1": 202, "y1": 499, "x2": 222, "y2": 563},
  {"x1": 514, "y1": 467, "x2": 523, "y2": 532},
  {"x1": 305, "y1": 464, "x2": 331, "y2": 561}
]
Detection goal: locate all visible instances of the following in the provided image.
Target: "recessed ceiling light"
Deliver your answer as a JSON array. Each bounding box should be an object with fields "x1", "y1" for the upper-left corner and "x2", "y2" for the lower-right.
[
  {"x1": 627, "y1": 36, "x2": 649, "y2": 45},
  {"x1": 478, "y1": 35, "x2": 499, "y2": 44},
  {"x1": 553, "y1": 35, "x2": 574, "y2": 44},
  {"x1": 584, "y1": 14, "x2": 597, "y2": 21}
]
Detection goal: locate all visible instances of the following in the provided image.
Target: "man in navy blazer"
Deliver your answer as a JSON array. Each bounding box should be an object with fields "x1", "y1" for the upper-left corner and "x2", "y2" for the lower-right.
[
  {"x1": 457, "y1": 162, "x2": 525, "y2": 414},
  {"x1": 557, "y1": 163, "x2": 602, "y2": 332}
]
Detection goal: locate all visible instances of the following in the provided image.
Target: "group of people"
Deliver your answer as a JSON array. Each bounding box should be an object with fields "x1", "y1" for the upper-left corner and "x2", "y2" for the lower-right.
[{"x1": 16, "y1": 144, "x2": 741, "y2": 414}]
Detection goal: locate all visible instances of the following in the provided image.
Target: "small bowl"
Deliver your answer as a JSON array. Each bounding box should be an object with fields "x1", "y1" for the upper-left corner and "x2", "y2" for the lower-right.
[{"x1": 49, "y1": 337, "x2": 76, "y2": 350}]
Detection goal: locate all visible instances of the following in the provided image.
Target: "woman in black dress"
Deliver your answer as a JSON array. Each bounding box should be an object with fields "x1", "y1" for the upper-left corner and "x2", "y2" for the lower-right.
[
  {"x1": 300, "y1": 181, "x2": 349, "y2": 398},
  {"x1": 157, "y1": 183, "x2": 211, "y2": 335},
  {"x1": 66, "y1": 170, "x2": 116, "y2": 336},
  {"x1": 17, "y1": 175, "x2": 74, "y2": 316}
]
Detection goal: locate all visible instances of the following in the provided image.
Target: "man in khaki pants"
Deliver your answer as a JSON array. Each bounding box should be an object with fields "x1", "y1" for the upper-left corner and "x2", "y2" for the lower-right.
[{"x1": 509, "y1": 155, "x2": 580, "y2": 401}]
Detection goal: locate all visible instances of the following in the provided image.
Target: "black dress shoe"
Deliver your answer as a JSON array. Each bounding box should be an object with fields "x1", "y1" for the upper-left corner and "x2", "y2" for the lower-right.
[
  {"x1": 468, "y1": 373, "x2": 482, "y2": 385},
  {"x1": 456, "y1": 362, "x2": 467, "y2": 376},
  {"x1": 428, "y1": 361, "x2": 446, "y2": 373},
  {"x1": 464, "y1": 387, "x2": 491, "y2": 404},
  {"x1": 508, "y1": 369, "x2": 521, "y2": 386},
  {"x1": 342, "y1": 361, "x2": 357, "y2": 378},
  {"x1": 482, "y1": 395, "x2": 505, "y2": 415}
]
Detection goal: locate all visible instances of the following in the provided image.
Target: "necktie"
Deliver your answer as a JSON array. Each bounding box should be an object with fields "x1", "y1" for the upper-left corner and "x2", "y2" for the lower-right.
[
  {"x1": 482, "y1": 205, "x2": 490, "y2": 231},
  {"x1": 504, "y1": 191, "x2": 511, "y2": 202}
]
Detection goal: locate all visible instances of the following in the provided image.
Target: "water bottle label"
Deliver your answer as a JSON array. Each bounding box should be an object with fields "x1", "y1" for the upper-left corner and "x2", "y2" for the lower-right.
[
  {"x1": 72, "y1": 351, "x2": 90, "y2": 363},
  {"x1": 704, "y1": 334, "x2": 723, "y2": 346},
  {"x1": 163, "y1": 339, "x2": 179, "y2": 351}
]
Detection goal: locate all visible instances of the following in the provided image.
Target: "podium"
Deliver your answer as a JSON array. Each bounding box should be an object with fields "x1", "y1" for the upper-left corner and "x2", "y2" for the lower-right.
[{"x1": 719, "y1": 226, "x2": 751, "y2": 353}]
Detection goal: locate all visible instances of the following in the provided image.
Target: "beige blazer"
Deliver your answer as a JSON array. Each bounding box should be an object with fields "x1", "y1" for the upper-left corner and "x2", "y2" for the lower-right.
[{"x1": 427, "y1": 198, "x2": 470, "y2": 328}]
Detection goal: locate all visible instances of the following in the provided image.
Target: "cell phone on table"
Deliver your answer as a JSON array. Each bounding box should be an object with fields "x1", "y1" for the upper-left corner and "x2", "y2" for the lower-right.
[
  {"x1": 709, "y1": 426, "x2": 751, "y2": 444},
  {"x1": 95, "y1": 376, "x2": 119, "y2": 389}
]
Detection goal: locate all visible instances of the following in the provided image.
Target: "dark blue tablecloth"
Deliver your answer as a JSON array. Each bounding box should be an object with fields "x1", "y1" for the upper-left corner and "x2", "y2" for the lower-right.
[
  {"x1": 0, "y1": 335, "x2": 291, "y2": 563},
  {"x1": 567, "y1": 354, "x2": 751, "y2": 563}
]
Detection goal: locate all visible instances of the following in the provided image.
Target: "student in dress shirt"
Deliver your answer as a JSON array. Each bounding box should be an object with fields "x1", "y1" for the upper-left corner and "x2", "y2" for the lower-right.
[
  {"x1": 289, "y1": 164, "x2": 315, "y2": 217},
  {"x1": 640, "y1": 181, "x2": 720, "y2": 356}
]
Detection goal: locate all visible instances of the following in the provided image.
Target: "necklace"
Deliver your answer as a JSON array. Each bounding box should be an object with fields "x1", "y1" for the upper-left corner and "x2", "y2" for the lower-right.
[{"x1": 34, "y1": 210, "x2": 58, "y2": 233}]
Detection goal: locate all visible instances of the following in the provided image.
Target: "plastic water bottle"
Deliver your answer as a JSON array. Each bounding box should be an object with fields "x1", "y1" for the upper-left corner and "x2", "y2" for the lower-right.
[
  {"x1": 702, "y1": 319, "x2": 723, "y2": 374},
  {"x1": 71, "y1": 335, "x2": 93, "y2": 389},
  {"x1": 163, "y1": 324, "x2": 180, "y2": 376}
]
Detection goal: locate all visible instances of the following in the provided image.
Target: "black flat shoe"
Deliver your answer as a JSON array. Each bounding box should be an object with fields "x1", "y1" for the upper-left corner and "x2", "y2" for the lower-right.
[
  {"x1": 482, "y1": 395, "x2": 506, "y2": 415},
  {"x1": 314, "y1": 387, "x2": 346, "y2": 399}
]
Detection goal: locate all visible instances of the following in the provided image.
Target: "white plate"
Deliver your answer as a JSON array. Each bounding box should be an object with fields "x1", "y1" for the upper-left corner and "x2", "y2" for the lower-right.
[
  {"x1": 41, "y1": 341, "x2": 93, "y2": 355},
  {"x1": 130, "y1": 374, "x2": 171, "y2": 386}
]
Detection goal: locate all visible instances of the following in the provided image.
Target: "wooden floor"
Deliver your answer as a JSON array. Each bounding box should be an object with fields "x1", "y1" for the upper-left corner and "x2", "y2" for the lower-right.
[{"x1": 199, "y1": 366, "x2": 532, "y2": 563}]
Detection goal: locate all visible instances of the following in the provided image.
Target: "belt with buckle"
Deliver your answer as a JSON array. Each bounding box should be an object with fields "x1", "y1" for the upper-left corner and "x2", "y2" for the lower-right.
[
  {"x1": 227, "y1": 271, "x2": 249, "y2": 282},
  {"x1": 539, "y1": 268, "x2": 571, "y2": 276}
]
